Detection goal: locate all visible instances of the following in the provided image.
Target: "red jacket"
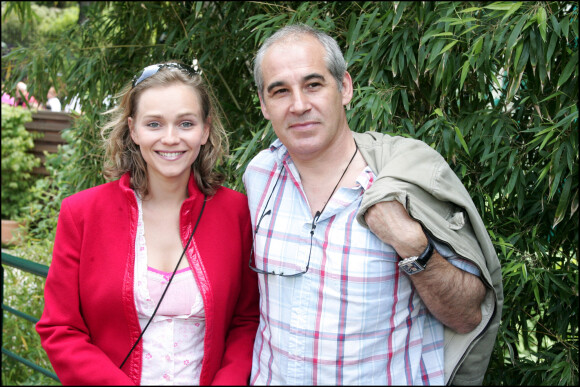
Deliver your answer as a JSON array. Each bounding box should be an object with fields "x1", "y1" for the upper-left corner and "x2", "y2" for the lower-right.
[{"x1": 36, "y1": 172, "x2": 259, "y2": 385}]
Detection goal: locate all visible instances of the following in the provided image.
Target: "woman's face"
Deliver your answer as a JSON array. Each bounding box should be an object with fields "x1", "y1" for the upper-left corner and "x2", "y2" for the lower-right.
[{"x1": 128, "y1": 83, "x2": 210, "y2": 188}]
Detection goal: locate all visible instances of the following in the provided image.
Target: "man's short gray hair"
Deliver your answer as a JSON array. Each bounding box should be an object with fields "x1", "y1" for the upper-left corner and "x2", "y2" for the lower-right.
[{"x1": 253, "y1": 24, "x2": 347, "y2": 98}]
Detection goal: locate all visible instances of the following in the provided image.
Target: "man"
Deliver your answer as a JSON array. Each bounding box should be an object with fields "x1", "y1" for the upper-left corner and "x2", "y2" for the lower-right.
[{"x1": 243, "y1": 24, "x2": 503, "y2": 385}]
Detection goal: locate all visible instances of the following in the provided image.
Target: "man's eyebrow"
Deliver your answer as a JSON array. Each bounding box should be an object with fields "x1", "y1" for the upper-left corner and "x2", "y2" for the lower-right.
[
  {"x1": 266, "y1": 81, "x2": 284, "y2": 94},
  {"x1": 304, "y1": 73, "x2": 325, "y2": 83},
  {"x1": 266, "y1": 73, "x2": 327, "y2": 94}
]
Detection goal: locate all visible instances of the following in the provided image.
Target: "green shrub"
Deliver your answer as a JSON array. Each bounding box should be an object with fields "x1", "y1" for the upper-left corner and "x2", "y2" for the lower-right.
[
  {"x1": 1, "y1": 105, "x2": 40, "y2": 220},
  {"x1": 17, "y1": 112, "x2": 106, "y2": 244},
  {"x1": 2, "y1": 240, "x2": 60, "y2": 385}
]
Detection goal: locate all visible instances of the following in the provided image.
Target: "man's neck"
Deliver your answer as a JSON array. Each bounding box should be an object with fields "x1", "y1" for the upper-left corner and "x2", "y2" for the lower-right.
[
  {"x1": 289, "y1": 130, "x2": 366, "y2": 217},
  {"x1": 290, "y1": 130, "x2": 357, "y2": 180}
]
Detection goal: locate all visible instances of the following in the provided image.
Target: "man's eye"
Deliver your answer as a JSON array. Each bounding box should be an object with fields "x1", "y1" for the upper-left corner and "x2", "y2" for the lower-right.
[{"x1": 273, "y1": 88, "x2": 287, "y2": 95}]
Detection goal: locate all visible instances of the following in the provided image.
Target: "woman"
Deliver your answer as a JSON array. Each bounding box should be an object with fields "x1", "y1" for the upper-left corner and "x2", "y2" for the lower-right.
[{"x1": 36, "y1": 62, "x2": 259, "y2": 385}]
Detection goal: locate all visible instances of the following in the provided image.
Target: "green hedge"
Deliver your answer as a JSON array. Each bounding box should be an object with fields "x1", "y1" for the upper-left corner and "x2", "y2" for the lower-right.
[{"x1": 1, "y1": 105, "x2": 40, "y2": 220}]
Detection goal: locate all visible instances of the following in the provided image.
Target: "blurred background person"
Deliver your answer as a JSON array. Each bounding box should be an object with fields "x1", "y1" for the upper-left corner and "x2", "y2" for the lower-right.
[{"x1": 45, "y1": 86, "x2": 62, "y2": 112}]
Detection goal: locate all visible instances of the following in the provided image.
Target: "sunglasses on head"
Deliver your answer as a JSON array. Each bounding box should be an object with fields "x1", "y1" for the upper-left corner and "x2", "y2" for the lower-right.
[{"x1": 131, "y1": 62, "x2": 198, "y2": 88}]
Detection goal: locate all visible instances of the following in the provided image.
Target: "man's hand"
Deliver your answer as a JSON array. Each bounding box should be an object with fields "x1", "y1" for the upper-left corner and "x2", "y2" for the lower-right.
[{"x1": 364, "y1": 200, "x2": 427, "y2": 258}]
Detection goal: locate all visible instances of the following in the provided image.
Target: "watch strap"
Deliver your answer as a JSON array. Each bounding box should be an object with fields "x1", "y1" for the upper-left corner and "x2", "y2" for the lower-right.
[{"x1": 398, "y1": 227, "x2": 434, "y2": 275}]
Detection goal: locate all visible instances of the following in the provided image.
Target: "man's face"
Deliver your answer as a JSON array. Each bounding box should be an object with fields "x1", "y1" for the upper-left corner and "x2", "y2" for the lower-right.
[{"x1": 259, "y1": 35, "x2": 353, "y2": 161}]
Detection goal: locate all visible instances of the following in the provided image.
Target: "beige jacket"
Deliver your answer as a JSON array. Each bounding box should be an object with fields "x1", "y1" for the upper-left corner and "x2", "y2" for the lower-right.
[{"x1": 354, "y1": 131, "x2": 503, "y2": 385}]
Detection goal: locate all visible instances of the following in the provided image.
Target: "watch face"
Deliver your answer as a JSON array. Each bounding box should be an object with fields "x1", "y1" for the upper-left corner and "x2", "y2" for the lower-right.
[{"x1": 400, "y1": 259, "x2": 425, "y2": 275}]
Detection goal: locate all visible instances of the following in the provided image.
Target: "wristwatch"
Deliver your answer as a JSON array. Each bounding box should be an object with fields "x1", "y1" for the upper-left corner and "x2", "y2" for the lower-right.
[{"x1": 398, "y1": 228, "x2": 434, "y2": 275}]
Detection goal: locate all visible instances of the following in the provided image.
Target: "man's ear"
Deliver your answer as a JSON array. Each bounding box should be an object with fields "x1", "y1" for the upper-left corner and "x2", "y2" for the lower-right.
[
  {"x1": 341, "y1": 71, "x2": 354, "y2": 106},
  {"x1": 259, "y1": 93, "x2": 271, "y2": 120}
]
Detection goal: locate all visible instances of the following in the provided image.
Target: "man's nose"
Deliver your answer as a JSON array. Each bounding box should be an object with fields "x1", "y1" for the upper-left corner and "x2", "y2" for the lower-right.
[{"x1": 289, "y1": 90, "x2": 311, "y2": 114}]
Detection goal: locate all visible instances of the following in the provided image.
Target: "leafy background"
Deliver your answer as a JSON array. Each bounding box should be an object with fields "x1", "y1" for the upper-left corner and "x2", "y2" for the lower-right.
[{"x1": 1, "y1": 1, "x2": 578, "y2": 385}]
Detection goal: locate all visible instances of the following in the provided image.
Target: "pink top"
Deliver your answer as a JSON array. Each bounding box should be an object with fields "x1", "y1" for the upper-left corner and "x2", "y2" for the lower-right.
[
  {"x1": 2, "y1": 92, "x2": 15, "y2": 105},
  {"x1": 133, "y1": 193, "x2": 205, "y2": 384}
]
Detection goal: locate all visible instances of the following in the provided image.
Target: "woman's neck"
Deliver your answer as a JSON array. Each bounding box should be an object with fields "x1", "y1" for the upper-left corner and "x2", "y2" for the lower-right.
[{"x1": 142, "y1": 173, "x2": 190, "y2": 207}]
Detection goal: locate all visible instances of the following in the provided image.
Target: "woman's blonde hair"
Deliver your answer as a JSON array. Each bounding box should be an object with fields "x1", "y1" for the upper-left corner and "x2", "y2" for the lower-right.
[{"x1": 101, "y1": 62, "x2": 228, "y2": 197}]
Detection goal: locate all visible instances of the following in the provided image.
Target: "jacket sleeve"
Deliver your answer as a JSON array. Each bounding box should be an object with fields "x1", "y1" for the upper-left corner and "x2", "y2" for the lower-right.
[
  {"x1": 211, "y1": 207, "x2": 260, "y2": 385},
  {"x1": 36, "y1": 199, "x2": 136, "y2": 386},
  {"x1": 355, "y1": 132, "x2": 503, "y2": 385}
]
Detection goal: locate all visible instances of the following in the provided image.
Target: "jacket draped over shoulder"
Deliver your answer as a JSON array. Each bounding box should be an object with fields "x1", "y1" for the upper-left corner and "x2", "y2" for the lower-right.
[{"x1": 354, "y1": 131, "x2": 503, "y2": 385}]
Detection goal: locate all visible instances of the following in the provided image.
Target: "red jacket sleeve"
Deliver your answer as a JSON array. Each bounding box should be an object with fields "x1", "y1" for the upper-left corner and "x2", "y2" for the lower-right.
[
  {"x1": 36, "y1": 199, "x2": 136, "y2": 385},
  {"x1": 210, "y1": 194, "x2": 260, "y2": 385}
]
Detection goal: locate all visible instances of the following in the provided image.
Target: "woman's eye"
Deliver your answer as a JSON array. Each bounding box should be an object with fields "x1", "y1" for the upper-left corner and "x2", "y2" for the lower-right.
[
  {"x1": 147, "y1": 122, "x2": 160, "y2": 128},
  {"x1": 181, "y1": 121, "x2": 194, "y2": 128}
]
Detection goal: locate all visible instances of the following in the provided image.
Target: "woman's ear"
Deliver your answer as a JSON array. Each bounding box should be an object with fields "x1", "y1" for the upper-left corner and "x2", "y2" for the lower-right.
[
  {"x1": 128, "y1": 117, "x2": 139, "y2": 144},
  {"x1": 202, "y1": 117, "x2": 210, "y2": 145}
]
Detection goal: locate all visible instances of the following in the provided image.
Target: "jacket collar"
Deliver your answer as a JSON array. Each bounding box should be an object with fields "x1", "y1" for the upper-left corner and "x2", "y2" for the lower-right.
[{"x1": 119, "y1": 170, "x2": 202, "y2": 202}]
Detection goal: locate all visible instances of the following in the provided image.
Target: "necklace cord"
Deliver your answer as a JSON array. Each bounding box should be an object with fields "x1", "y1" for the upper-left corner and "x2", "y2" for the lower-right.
[
  {"x1": 312, "y1": 140, "x2": 359, "y2": 232},
  {"x1": 120, "y1": 194, "x2": 208, "y2": 369}
]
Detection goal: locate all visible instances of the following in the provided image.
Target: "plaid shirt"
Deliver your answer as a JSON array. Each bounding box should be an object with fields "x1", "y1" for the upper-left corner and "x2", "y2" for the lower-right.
[{"x1": 243, "y1": 139, "x2": 480, "y2": 385}]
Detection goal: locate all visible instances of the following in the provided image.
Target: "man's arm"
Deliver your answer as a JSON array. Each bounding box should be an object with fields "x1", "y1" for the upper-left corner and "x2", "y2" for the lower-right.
[{"x1": 365, "y1": 200, "x2": 486, "y2": 334}]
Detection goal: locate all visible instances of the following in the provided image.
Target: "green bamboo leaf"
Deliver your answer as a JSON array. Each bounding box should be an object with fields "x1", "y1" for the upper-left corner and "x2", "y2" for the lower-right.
[
  {"x1": 506, "y1": 15, "x2": 527, "y2": 51},
  {"x1": 539, "y1": 91, "x2": 563, "y2": 103},
  {"x1": 536, "y1": 7, "x2": 547, "y2": 42},
  {"x1": 556, "y1": 52, "x2": 578, "y2": 88},
  {"x1": 362, "y1": 7, "x2": 380, "y2": 38},
  {"x1": 546, "y1": 32, "x2": 558, "y2": 63},
  {"x1": 513, "y1": 40, "x2": 523, "y2": 71},
  {"x1": 533, "y1": 285, "x2": 541, "y2": 308},
  {"x1": 561, "y1": 16, "x2": 570, "y2": 40},
  {"x1": 401, "y1": 88, "x2": 409, "y2": 113},
  {"x1": 549, "y1": 169, "x2": 564, "y2": 200},
  {"x1": 454, "y1": 125, "x2": 470, "y2": 155},
  {"x1": 392, "y1": 1, "x2": 407, "y2": 31},
  {"x1": 506, "y1": 169, "x2": 518, "y2": 195},
  {"x1": 537, "y1": 126, "x2": 555, "y2": 151},
  {"x1": 459, "y1": 7, "x2": 482, "y2": 13},
  {"x1": 431, "y1": 32, "x2": 455, "y2": 38},
  {"x1": 428, "y1": 39, "x2": 445, "y2": 65},
  {"x1": 472, "y1": 36, "x2": 484, "y2": 55},
  {"x1": 450, "y1": 18, "x2": 478, "y2": 26},
  {"x1": 405, "y1": 44, "x2": 417, "y2": 67},
  {"x1": 458, "y1": 25, "x2": 480, "y2": 37},
  {"x1": 546, "y1": 271, "x2": 572, "y2": 293},
  {"x1": 529, "y1": 28, "x2": 538, "y2": 67},
  {"x1": 484, "y1": 2, "x2": 515, "y2": 11},
  {"x1": 345, "y1": 13, "x2": 360, "y2": 63},
  {"x1": 438, "y1": 40, "x2": 458, "y2": 57},
  {"x1": 570, "y1": 190, "x2": 579, "y2": 218},
  {"x1": 516, "y1": 41, "x2": 529, "y2": 73},
  {"x1": 553, "y1": 177, "x2": 572, "y2": 227},
  {"x1": 550, "y1": 14, "x2": 561, "y2": 37},
  {"x1": 460, "y1": 59, "x2": 470, "y2": 90},
  {"x1": 420, "y1": 28, "x2": 444, "y2": 46},
  {"x1": 501, "y1": 2, "x2": 523, "y2": 22}
]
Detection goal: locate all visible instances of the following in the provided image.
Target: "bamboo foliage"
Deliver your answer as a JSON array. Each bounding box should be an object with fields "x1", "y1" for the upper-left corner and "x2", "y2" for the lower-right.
[{"x1": 1, "y1": 1, "x2": 578, "y2": 385}]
